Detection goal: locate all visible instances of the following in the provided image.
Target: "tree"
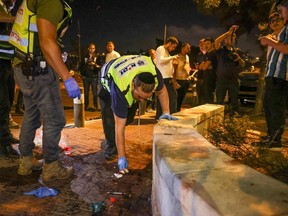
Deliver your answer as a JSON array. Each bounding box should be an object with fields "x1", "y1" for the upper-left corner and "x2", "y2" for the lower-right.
[
  {"x1": 194, "y1": 0, "x2": 275, "y2": 114},
  {"x1": 194, "y1": 0, "x2": 274, "y2": 33}
]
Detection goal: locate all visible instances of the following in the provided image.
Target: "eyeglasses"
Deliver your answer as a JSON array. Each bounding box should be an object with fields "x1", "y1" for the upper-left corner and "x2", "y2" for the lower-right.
[{"x1": 269, "y1": 17, "x2": 283, "y2": 24}]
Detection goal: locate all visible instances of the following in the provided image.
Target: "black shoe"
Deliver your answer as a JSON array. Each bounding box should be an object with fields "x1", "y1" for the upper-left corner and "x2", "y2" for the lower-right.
[
  {"x1": 88, "y1": 107, "x2": 97, "y2": 112},
  {"x1": 268, "y1": 141, "x2": 282, "y2": 151},
  {"x1": 104, "y1": 146, "x2": 118, "y2": 161},
  {"x1": 10, "y1": 134, "x2": 20, "y2": 144},
  {"x1": 15, "y1": 109, "x2": 24, "y2": 115},
  {"x1": 251, "y1": 136, "x2": 282, "y2": 150},
  {"x1": 1, "y1": 145, "x2": 20, "y2": 157}
]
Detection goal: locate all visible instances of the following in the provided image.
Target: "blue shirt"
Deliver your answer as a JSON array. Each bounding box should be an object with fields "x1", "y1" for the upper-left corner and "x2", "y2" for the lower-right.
[{"x1": 266, "y1": 24, "x2": 288, "y2": 81}]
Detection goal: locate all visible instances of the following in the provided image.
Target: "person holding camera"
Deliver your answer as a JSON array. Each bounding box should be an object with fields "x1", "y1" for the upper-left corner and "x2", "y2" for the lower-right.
[
  {"x1": 80, "y1": 43, "x2": 101, "y2": 111},
  {"x1": 214, "y1": 25, "x2": 245, "y2": 115}
]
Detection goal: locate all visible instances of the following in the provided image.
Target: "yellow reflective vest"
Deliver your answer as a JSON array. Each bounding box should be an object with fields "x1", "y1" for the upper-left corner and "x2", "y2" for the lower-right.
[
  {"x1": 101, "y1": 55, "x2": 158, "y2": 106},
  {"x1": 9, "y1": 0, "x2": 72, "y2": 56},
  {"x1": 0, "y1": 2, "x2": 14, "y2": 60}
]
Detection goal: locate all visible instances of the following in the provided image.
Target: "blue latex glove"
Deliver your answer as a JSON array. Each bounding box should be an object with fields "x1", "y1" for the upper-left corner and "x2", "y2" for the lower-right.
[
  {"x1": 118, "y1": 156, "x2": 128, "y2": 171},
  {"x1": 24, "y1": 187, "x2": 58, "y2": 198},
  {"x1": 64, "y1": 77, "x2": 81, "y2": 99},
  {"x1": 159, "y1": 113, "x2": 179, "y2": 120}
]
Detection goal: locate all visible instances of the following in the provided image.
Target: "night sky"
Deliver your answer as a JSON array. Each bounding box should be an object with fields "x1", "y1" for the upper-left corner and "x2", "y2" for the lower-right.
[
  {"x1": 11, "y1": 0, "x2": 261, "y2": 57},
  {"x1": 64, "y1": 0, "x2": 263, "y2": 57}
]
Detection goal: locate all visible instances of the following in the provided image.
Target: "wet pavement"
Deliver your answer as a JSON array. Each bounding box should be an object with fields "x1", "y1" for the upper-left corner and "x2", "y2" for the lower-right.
[{"x1": 2, "y1": 87, "x2": 288, "y2": 215}]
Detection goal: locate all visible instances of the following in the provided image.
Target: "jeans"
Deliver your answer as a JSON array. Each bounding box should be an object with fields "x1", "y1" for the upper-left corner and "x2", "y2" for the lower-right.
[
  {"x1": 0, "y1": 59, "x2": 14, "y2": 147},
  {"x1": 14, "y1": 65, "x2": 66, "y2": 162},
  {"x1": 83, "y1": 77, "x2": 98, "y2": 109}
]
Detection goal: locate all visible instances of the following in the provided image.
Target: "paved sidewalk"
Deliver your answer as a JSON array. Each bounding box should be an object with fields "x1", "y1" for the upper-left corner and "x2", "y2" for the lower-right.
[{"x1": 2, "y1": 110, "x2": 157, "y2": 215}]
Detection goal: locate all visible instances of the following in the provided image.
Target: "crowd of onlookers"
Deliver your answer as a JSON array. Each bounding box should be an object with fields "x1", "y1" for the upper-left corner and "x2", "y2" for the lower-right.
[
  {"x1": 77, "y1": 27, "x2": 246, "y2": 116},
  {"x1": 76, "y1": 2, "x2": 288, "y2": 152}
]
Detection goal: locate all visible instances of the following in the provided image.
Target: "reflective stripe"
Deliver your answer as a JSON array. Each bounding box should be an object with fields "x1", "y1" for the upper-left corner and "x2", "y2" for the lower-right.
[
  {"x1": 29, "y1": 23, "x2": 38, "y2": 32},
  {"x1": 17, "y1": 38, "x2": 29, "y2": 47},
  {"x1": 0, "y1": 48, "x2": 14, "y2": 54},
  {"x1": 0, "y1": 35, "x2": 10, "y2": 41}
]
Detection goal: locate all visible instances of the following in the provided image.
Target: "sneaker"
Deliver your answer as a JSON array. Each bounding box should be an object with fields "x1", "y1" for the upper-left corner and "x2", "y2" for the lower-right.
[
  {"x1": 9, "y1": 119, "x2": 20, "y2": 129},
  {"x1": 18, "y1": 156, "x2": 43, "y2": 175},
  {"x1": 41, "y1": 160, "x2": 73, "y2": 182},
  {"x1": 104, "y1": 146, "x2": 118, "y2": 161}
]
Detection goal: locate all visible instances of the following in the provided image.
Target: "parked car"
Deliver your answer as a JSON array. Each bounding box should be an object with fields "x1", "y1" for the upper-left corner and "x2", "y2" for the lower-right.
[{"x1": 238, "y1": 67, "x2": 260, "y2": 103}]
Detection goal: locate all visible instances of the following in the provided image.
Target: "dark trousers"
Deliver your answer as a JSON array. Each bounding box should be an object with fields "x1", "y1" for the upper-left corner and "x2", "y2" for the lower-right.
[
  {"x1": 98, "y1": 86, "x2": 138, "y2": 148},
  {"x1": 203, "y1": 79, "x2": 216, "y2": 104},
  {"x1": 176, "y1": 79, "x2": 190, "y2": 112},
  {"x1": 216, "y1": 80, "x2": 239, "y2": 114},
  {"x1": 196, "y1": 79, "x2": 205, "y2": 105},
  {"x1": 156, "y1": 78, "x2": 177, "y2": 119},
  {"x1": 0, "y1": 59, "x2": 14, "y2": 147},
  {"x1": 16, "y1": 89, "x2": 24, "y2": 111},
  {"x1": 83, "y1": 77, "x2": 98, "y2": 109},
  {"x1": 264, "y1": 77, "x2": 288, "y2": 142}
]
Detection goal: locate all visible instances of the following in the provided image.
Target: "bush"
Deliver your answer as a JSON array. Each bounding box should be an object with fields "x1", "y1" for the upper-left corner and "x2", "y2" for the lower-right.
[{"x1": 206, "y1": 114, "x2": 288, "y2": 184}]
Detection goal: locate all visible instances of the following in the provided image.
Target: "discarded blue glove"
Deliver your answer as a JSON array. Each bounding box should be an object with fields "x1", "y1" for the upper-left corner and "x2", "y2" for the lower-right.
[
  {"x1": 64, "y1": 77, "x2": 81, "y2": 99},
  {"x1": 24, "y1": 187, "x2": 59, "y2": 198},
  {"x1": 118, "y1": 156, "x2": 128, "y2": 171},
  {"x1": 159, "y1": 113, "x2": 179, "y2": 120}
]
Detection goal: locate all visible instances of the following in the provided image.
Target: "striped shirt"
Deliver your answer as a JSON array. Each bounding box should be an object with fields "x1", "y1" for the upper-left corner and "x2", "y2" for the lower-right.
[{"x1": 266, "y1": 24, "x2": 288, "y2": 81}]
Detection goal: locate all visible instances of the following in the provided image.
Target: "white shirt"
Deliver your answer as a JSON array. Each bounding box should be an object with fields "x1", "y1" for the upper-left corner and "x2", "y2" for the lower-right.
[
  {"x1": 155, "y1": 45, "x2": 174, "y2": 78},
  {"x1": 105, "y1": 50, "x2": 121, "y2": 63}
]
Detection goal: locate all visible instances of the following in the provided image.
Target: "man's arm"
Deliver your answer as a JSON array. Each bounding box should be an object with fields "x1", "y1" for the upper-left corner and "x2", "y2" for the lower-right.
[
  {"x1": 234, "y1": 53, "x2": 245, "y2": 68},
  {"x1": 214, "y1": 25, "x2": 238, "y2": 50},
  {"x1": 156, "y1": 85, "x2": 170, "y2": 114},
  {"x1": 156, "y1": 47, "x2": 178, "y2": 64},
  {"x1": 0, "y1": 12, "x2": 14, "y2": 22},
  {"x1": 259, "y1": 35, "x2": 288, "y2": 55},
  {"x1": 36, "y1": 18, "x2": 71, "y2": 81},
  {"x1": 114, "y1": 114, "x2": 127, "y2": 158},
  {"x1": 199, "y1": 60, "x2": 212, "y2": 71}
]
